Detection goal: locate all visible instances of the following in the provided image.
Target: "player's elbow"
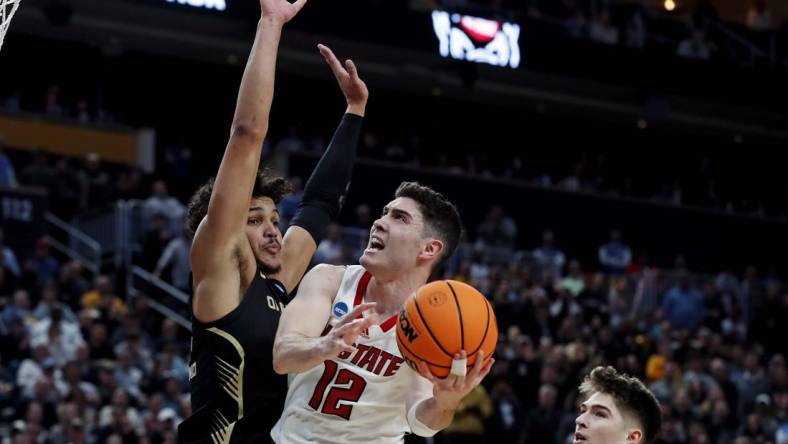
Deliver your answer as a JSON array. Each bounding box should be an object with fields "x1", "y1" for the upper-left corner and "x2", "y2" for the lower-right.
[
  {"x1": 230, "y1": 121, "x2": 266, "y2": 143},
  {"x1": 272, "y1": 342, "x2": 289, "y2": 375}
]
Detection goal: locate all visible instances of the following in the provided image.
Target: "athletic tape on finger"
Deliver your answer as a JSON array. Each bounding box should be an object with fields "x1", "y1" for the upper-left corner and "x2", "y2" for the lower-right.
[{"x1": 450, "y1": 357, "x2": 467, "y2": 377}]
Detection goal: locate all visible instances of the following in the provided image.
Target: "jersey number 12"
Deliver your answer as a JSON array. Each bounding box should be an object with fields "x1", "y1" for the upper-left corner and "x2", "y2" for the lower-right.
[{"x1": 308, "y1": 360, "x2": 367, "y2": 420}]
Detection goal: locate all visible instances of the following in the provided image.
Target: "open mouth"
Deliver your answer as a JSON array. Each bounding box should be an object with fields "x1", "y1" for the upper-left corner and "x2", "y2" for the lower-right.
[
  {"x1": 366, "y1": 235, "x2": 386, "y2": 252},
  {"x1": 574, "y1": 432, "x2": 587, "y2": 443}
]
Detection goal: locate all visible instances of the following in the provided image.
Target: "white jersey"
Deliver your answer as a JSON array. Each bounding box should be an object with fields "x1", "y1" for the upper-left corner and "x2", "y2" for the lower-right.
[{"x1": 271, "y1": 266, "x2": 424, "y2": 444}]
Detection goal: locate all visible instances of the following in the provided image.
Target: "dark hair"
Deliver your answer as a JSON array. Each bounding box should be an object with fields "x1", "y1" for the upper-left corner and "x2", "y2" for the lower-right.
[
  {"x1": 393, "y1": 181, "x2": 462, "y2": 271},
  {"x1": 185, "y1": 169, "x2": 293, "y2": 239},
  {"x1": 579, "y1": 366, "x2": 662, "y2": 444}
]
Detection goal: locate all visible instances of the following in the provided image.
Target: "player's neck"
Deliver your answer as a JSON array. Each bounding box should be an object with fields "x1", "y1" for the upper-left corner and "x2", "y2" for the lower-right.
[{"x1": 365, "y1": 270, "x2": 428, "y2": 316}]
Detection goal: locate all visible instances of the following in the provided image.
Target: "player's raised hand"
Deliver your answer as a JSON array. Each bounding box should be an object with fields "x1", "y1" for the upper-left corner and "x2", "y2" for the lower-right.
[
  {"x1": 317, "y1": 302, "x2": 379, "y2": 359},
  {"x1": 418, "y1": 350, "x2": 495, "y2": 411},
  {"x1": 260, "y1": 0, "x2": 307, "y2": 25},
  {"x1": 318, "y1": 44, "x2": 369, "y2": 114}
]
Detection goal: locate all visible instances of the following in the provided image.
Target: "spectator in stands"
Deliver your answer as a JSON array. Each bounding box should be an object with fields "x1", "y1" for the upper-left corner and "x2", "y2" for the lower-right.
[
  {"x1": 476, "y1": 205, "x2": 518, "y2": 263},
  {"x1": 78, "y1": 153, "x2": 111, "y2": 210},
  {"x1": 625, "y1": 9, "x2": 647, "y2": 48},
  {"x1": 80, "y1": 275, "x2": 128, "y2": 321},
  {"x1": 44, "y1": 85, "x2": 64, "y2": 117},
  {"x1": 522, "y1": 383, "x2": 562, "y2": 443},
  {"x1": 20, "y1": 149, "x2": 55, "y2": 192},
  {"x1": 1, "y1": 288, "x2": 31, "y2": 327},
  {"x1": 115, "y1": 167, "x2": 144, "y2": 201},
  {"x1": 350, "y1": 203, "x2": 373, "y2": 230},
  {"x1": 598, "y1": 229, "x2": 632, "y2": 274},
  {"x1": 0, "y1": 142, "x2": 19, "y2": 188},
  {"x1": 747, "y1": 0, "x2": 775, "y2": 31},
  {"x1": 142, "y1": 213, "x2": 173, "y2": 271},
  {"x1": 50, "y1": 157, "x2": 82, "y2": 219},
  {"x1": 563, "y1": 7, "x2": 588, "y2": 39},
  {"x1": 142, "y1": 180, "x2": 185, "y2": 235},
  {"x1": 30, "y1": 306, "x2": 84, "y2": 367},
  {"x1": 532, "y1": 230, "x2": 566, "y2": 281},
  {"x1": 661, "y1": 269, "x2": 705, "y2": 330},
  {"x1": 0, "y1": 228, "x2": 22, "y2": 277},
  {"x1": 75, "y1": 99, "x2": 91, "y2": 124},
  {"x1": 32, "y1": 237, "x2": 59, "y2": 284},
  {"x1": 559, "y1": 260, "x2": 585, "y2": 297},
  {"x1": 277, "y1": 176, "x2": 303, "y2": 230},
  {"x1": 487, "y1": 379, "x2": 524, "y2": 444},
  {"x1": 313, "y1": 223, "x2": 344, "y2": 265},
  {"x1": 153, "y1": 231, "x2": 190, "y2": 293},
  {"x1": 440, "y1": 384, "x2": 493, "y2": 444},
  {"x1": 589, "y1": 11, "x2": 619, "y2": 45},
  {"x1": 31, "y1": 283, "x2": 77, "y2": 324},
  {"x1": 58, "y1": 260, "x2": 90, "y2": 309},
  {"x1": 677, "y1": 28, "x2": 712, "y2": 60}
]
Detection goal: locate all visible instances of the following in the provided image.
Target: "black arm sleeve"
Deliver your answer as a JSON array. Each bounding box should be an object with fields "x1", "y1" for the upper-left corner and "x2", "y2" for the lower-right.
[{"x1": 289, "y1": 113, "x2": 363, "y2": 244}]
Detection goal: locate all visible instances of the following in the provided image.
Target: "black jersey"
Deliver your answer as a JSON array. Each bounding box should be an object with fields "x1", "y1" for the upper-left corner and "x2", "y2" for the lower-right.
[{"x1": 178, "y1": 266, "x2": 289, "y2": 444}]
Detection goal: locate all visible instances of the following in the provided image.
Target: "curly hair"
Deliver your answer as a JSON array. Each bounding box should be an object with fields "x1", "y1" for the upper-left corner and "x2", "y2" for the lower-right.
[
  {"x1": 185, "y1": 169, "x2": 293, "y2": 239},
  {"x1": 579, "y1": 366, "x2": 662, "y2": 444}
]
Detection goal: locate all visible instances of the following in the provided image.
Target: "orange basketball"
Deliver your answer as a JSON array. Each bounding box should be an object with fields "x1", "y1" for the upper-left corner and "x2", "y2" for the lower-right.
[{"x1": 396, "y1": 280, "x2": 498, "y2": 378}]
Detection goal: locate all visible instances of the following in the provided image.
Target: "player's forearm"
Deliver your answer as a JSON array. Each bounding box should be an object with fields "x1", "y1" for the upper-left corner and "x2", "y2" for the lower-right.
[
  {"x1": 272, "y1": 333, "x2": 330, "y2": 374},
  {"x1": 230, "y1": 17, "x2": 283, "y2": 139},
  {"x1": 290, "y1": 113, "x2": 363, "y2": 243},
  {"x1": 415, "y1": 397, "x2": 458, "y2": 433}
]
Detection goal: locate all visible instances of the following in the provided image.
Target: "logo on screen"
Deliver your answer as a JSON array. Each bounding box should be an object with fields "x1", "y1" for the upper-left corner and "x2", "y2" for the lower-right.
[
  {"x1": 165, "y1": 0, "x2": 226, "y2": 11},
  {"x1": 432, "y1": 10, "x2": 521, "y2": 69}
]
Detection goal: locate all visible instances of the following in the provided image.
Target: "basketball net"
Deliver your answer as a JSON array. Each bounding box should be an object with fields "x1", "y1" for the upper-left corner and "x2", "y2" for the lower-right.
[{"x1": 0, "y1": 0, "x2": 21, "y2": 51}]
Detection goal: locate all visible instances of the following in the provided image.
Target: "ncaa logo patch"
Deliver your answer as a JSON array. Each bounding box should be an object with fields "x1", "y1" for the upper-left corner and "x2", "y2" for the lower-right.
[{"x1": 333, "y1": 302, "x2": 349, "y2": 318}]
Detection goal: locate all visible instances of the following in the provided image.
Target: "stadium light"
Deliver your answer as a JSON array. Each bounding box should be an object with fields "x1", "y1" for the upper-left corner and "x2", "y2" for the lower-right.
[{"x1": 664, "y1": 0, "x2": 676, "y2": 12}]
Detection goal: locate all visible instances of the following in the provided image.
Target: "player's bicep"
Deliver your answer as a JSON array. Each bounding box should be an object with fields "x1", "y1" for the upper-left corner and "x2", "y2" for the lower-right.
[
  {"x1": 276, "y1": 264, "x2": 343, "y2": 339},
  {"x1": 204, "y1": 135, "x2": 265, "y2": 244},
  {"x1": 269, "y1": 226, "x2": 317, "y2": 294}
]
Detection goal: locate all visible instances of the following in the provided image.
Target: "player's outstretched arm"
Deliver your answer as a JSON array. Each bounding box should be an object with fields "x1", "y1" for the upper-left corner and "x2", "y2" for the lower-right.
[
  {"x1": 190, "y1": 0, "x2": 306, "y2": 323},
  {"x1": 271, "y1": 44, "x2": 368, "y2": 293},
  {"x1": 406, "y1": 350, "x2": 495, "y2": 435},
  {"x1": 273, "y1": 265, "x2": 378, "y2": 374}
]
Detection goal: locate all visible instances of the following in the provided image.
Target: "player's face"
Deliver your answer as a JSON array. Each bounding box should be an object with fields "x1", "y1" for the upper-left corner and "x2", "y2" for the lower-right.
[
  {"x1": 246, "y1": 197, "x2": 283, "y2": 274},
  {"x1": 575, "y1": 392, "x2": 642, "y2": 444},
  {"x1": 359, "y1": 197, "x2": 432, "y2": 273}
]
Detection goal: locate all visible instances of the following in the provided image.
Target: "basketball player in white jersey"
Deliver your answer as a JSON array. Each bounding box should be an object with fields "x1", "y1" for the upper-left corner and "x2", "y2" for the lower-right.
[{"x1": 271, "y1": 182, "x2": 495, "y2": 443}]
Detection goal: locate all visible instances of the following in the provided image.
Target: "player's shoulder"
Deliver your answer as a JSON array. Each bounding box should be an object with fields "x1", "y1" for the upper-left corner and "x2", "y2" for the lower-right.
[
  {"x1": 302, "y1": 264, "x2": 349, "y2": 290},
  {"x1": 308, "y1": 263, "x2": 347, "y2": 278}
]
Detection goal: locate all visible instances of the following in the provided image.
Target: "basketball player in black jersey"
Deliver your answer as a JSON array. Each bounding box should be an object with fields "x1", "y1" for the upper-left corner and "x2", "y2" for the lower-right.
[{"x1": 176, "y1": 0, "x2": 369, "y2": 441}]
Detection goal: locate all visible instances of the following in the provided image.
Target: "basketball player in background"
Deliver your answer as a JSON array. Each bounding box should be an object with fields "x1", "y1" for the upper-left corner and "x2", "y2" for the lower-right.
[
  {"x1": 574, "y1": 366, "x2": 662, "y2": 444},
  {"x1": 271, "y1": 182, "x2": 495, "y2": 443},
  {"x1": 177, "y1": 0, "x2": 370, "y2": 441}
]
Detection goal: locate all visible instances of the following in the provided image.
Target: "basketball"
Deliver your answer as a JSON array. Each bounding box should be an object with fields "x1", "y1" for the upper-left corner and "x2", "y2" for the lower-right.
[{"x1": 396, "y1": 280, "x2": 498, "y2": 378}]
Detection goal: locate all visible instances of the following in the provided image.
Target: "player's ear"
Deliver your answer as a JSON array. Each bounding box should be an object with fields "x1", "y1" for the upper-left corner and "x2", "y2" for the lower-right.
[
  {"x1": 419, "y1": 238, "x2": 444, "y2": 262},
  {"x1": 625, "y1": 429, "x2": 643, "y2": 444}
]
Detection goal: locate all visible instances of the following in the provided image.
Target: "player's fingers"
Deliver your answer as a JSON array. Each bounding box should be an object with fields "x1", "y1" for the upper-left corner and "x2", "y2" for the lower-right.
[
  {"x1": 450, "y1": 351, "x2": 467, "y2": 378},
  {"x1": 337, "y1": 302, "x2": 376, "y2": 326},
  {"x1": 345, "y1": 59, "x2": 359, "y2": 79},
  {"x1": 347, "y1": 302, "x2": 377, "y2": 319},
  {"x1": 317, "y1": 44, "x2": 347, "y2": 78},
  {"x1": 338, "y1": 341, "x2": 355, "y2": 354},
  {"x1": 468, "y1": 350, "x2": 485, "y2": 378},
  {"x1": 471, "y1": 358, "x2": 495, "y2": 387},
  {"x1": 418, "y1": 361, "x2": 438, "y2": 382},
  {"x1": 291, "y1": 0, "x2": 308, "y2": 14},
  {"x1": 333, "y1": 317, "x2": 367, "y2": 336}
]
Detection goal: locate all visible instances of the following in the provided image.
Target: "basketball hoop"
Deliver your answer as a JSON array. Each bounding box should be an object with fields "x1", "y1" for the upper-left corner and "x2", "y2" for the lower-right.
[{"x1": 1, "y1": 0, "x2": 21, "y2": 51}]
